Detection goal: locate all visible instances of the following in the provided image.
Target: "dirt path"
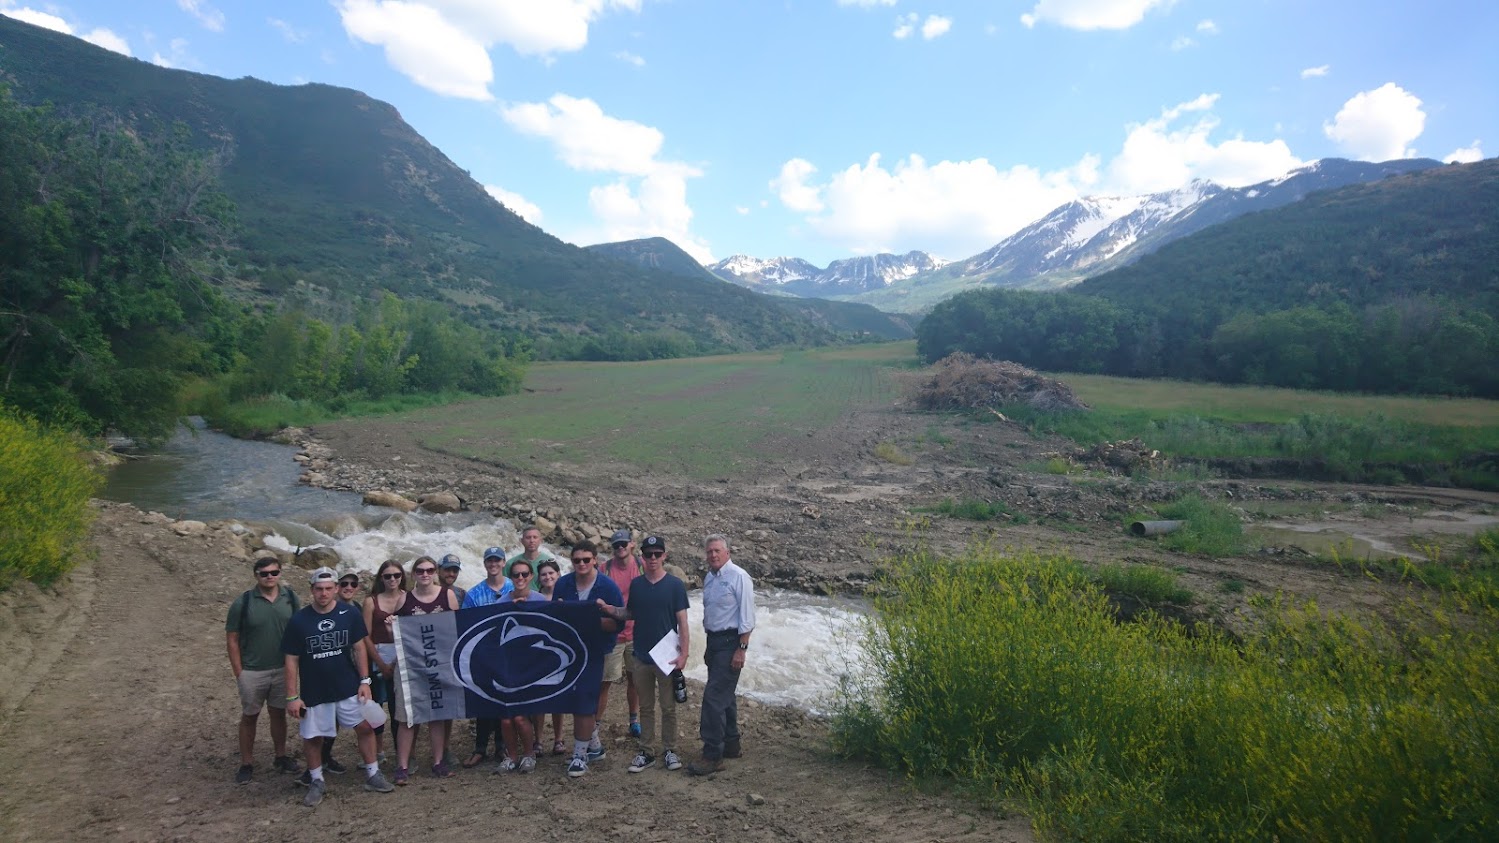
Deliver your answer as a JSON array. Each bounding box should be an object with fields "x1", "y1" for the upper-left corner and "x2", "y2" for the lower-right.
[{"x1": 0, "y1": 503, "x2": 1035, "y2": 843}]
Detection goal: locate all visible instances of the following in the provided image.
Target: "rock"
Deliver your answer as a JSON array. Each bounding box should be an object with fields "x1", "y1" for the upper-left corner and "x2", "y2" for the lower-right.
[
  {"x1": 293, "y1": 453, "x2": 311, "y2": 464},
  {"x1": 417, "y1": 491, "x2": 462, "y2": 514},
  {"x1": 171, "y1": 520, "x2": 207, "y2": 536},
  {"x1": 801, "y1": 505, "x2": 821, "y2": 520},
  {"x1": 533, "y1": 516, "x2": 557, "y2": 539},
  {"x1": 292, "y1": 546, "x2": 341, "y2": 570},
  {"x1": 363, "y1": 490, "x2": 418, "y2": 512},
  {"x1": 747, "y1": 793, "x2": 765, "y2": 806}
]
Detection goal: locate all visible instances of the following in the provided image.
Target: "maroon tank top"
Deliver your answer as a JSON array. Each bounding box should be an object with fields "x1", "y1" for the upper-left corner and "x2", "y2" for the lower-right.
[
  {"x1": 370, "y1": 592, "x2": 402, "y2": 644},
  {"x1": 399, "y1": 586, "x2": 453, "y2": 616}
]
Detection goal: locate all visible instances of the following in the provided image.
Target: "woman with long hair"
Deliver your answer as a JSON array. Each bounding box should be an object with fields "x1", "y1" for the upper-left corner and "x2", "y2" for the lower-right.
[
  {"x1": 533, "y1": 557, "x2": 567, "y2": 754},
  {"x1": 362, "y1": 560, "x2": 406, "y2": 764},
  {"x1": 391, "y1": 556, "x2": 460, "y2": 784}
]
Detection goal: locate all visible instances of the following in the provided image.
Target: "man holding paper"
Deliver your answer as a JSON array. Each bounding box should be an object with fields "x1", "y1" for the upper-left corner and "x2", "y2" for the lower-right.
[{"x1": 602, "y1": 534, "x2": 690, "y2": 773}]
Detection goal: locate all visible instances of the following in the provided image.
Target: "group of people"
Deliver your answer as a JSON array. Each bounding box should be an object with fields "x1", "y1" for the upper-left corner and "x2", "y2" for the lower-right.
[{"x1": 226, "y1": 529, "x2": 757, "y2": 806}]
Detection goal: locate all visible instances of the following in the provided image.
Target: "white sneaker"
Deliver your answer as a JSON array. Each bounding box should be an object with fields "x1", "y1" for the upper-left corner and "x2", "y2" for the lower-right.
[
  {"x1": 567, "y1": 756, "x2": 588, "y2": 778},
  {"x1": 663, "y1": 749, "x2": 683, "y2": 771},
  {"x1": 628, "y1": 751, "x2": 655, "y2": 773},
  {"x1": 493, "y1": 756, "x2": 517, "y2": 774}
]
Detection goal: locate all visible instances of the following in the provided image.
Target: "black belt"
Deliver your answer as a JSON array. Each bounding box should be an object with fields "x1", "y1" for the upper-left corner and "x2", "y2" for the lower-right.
[{"x1": 706, "y1": 629, "x2": 738, "y2": 636}]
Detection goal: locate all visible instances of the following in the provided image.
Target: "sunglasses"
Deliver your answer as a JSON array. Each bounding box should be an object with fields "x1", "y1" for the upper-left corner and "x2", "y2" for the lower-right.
[
  {"x1": 257, "y1": 570, "x2": 281, "y2": 578},
  {"x1": 612, "y1": 542, "x2": 630, "y2": 549},
  {"x1": 509, "y1": 570, "x2": 532, "y2": 579},
  {"x1": 414, "y1": 567, "x2": 437, "y2": 575},
  {"x1": 381, "y1": 572, "x2": 403, "y2": 580},
  {"x1": 571, "y1": 557, "x2": 594, "y2": 564},
  {"x1": 643, "y1": 551, "x2": 664, "y2": 558},
  {"x1": 338, "y1": 579, "x2": 359, "y2": 588}
]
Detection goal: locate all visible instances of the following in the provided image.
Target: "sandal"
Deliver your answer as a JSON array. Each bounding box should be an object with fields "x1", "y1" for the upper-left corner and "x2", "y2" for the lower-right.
[
  {"x1": 551, "y1": 739, "x2": 567, "y2": 756},
  {"x1": 432, "y1": 761, "x2": 454, "y2": 778},
  {"x1": 462, "y1": 752, "x2": 488, "y2": 769}
]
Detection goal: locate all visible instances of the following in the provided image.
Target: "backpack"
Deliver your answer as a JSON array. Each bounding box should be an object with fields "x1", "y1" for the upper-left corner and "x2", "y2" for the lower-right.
[{"x1": 235, "y1": 585, "x2": 301, "y2": 636}]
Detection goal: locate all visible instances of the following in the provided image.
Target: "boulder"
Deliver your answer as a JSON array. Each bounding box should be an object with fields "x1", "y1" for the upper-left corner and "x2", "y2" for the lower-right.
[
  {"x1": 363, "y1": 490, "x2": 418, "y2": 512},
  {"x1": 293, "y1": 546, "x2": 341, "y2": 571},
  {"x1": 533, "y1": 515, "x2": 558, "y2": 539},
  {"x1": 417, "y1": 492, "x2": 463, "y2": 514},
  {"x1": 171, "y1": 520, "x2": 208, "y2": 536}
]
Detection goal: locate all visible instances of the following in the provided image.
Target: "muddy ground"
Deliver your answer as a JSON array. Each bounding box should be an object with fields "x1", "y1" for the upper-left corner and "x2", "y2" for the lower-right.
[{"x1": 4, "y1": 393, "x2": 1495, "y2": 842}]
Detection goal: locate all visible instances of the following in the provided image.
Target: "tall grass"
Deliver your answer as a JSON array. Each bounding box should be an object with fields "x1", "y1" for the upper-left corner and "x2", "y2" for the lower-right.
[
  {"x1": 1130, "y1": 494, "x2": 1246, "y2": 556},
  {"x1": 834, "y1": 549, "x2": 1499, "y2": 841},
  {"x1": 194, "y1": 389, "x2": 483, "y2": 438},
  {"x1": 0, "y1": 407, "x2": 103, "y2": 587}
]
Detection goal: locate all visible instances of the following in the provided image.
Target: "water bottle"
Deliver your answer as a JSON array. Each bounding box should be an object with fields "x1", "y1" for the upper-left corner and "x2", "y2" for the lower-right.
[{"x1": 671, "y1": 668, "x2": 687, "y2": 703}]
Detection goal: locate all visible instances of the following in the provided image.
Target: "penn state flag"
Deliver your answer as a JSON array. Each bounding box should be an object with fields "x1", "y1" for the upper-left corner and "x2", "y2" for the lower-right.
[{"x1": 392, "y1": 602, "x2": 614, "y2": 724}]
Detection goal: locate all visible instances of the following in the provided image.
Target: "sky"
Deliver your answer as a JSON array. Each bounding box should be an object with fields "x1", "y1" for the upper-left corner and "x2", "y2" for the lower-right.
[{"x1": 3, "y1": 1, "x2": 1495, "y2": 268}]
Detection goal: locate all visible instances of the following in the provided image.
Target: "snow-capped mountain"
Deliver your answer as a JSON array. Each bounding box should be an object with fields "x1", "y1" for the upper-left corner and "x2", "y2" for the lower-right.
[{"x1": 709, "y1": 251, "x2": 946, "y2": 297}]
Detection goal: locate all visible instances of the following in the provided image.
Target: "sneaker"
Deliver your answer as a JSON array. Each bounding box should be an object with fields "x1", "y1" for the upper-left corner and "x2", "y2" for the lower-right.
[
  {"x1": 296, "y1": 770, "x2": 312, "y2": 787},
  {"x1": 664, "y1": 750, "x2": 683, "y2": 771},
  {"x1": 686, "y1": 756, "x2": 724, "y2": 777},
  {"x1": 235, "y1": 764, "x2": 253, "y2": 785},
  {"x1": 551, "y1": 739, "x2": 567, "y2": 756},
  {"x1": 518, "y1": 755, "x2": 536, "y2": 774},
  {"x1": 431, "y1": 761, "x2": 453, "y2": 778},
  {"x1": 364, "y1": 771, "x2": 394, "y2": 793},
  {"x1": 273, "y1": 755, "x2": 299, "y2": 774},
  {"x1": 586, "y1": 743, "x2": 606, "y2": 762},
  {"x1": 628, "y1": 752, "x2": 655, "y2": 773},
  {"x1": 303, "y1": 778, "x2": 326, "y2": 807},
  {"x1": 723, "y1": 740, "x2": 742, "y2": 759},
  {"x1": 494, "y1": 756, "x2": 517, "y2": 774},
  {"x1": 567, "y1": 756, "x2": 589, "y2": 778},
  {"x1": 324, "y1": 757, "x2": 348, "y2": 775},
  {"x1": 393, "y1": 767, "x2": 409, "y2": 786},
  {"x1": 628, "y1": 719, "x2": 642, "y2": 738}
]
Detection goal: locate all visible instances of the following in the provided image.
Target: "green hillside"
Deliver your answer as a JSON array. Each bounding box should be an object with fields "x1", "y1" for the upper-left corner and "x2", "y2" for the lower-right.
[
  {"x1": 0, "y1": 16, "x2": 841, "y2": 357},
  {"x1": 918, "y1": 158, "x2": 1499, "y2": 397},
  {"x1": 587, "y1": 237, "x2": 916, "y2": 340}
]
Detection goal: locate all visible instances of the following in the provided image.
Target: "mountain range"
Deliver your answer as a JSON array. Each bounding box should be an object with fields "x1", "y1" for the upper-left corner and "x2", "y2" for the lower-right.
[{"x1": 710, "y1": 158, "x2": 1444, "y2": 313}]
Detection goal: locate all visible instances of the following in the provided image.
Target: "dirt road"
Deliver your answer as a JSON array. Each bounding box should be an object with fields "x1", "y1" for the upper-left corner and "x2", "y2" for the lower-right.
[{"x1": 0, "y1": 503, "x2": 1034, "y2": 843}]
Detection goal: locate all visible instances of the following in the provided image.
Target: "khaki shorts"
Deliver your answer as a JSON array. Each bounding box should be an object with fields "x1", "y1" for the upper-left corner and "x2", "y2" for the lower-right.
[
  {"x1": 602, "y1": 641, "x2": 634, "y2": 684},
  {"x1": 236, "y1": 667, "x2": 287, "y2": 715}
]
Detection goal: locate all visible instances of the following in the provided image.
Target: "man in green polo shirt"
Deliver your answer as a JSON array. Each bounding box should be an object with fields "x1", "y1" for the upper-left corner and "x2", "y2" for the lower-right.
[{"x1": 226, "y1": 554, "x2": 301, "y2": 784}]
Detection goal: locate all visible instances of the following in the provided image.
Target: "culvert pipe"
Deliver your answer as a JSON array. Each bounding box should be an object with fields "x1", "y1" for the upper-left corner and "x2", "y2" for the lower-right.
[{"x1": 1130, "y1": 520, "x2": 1185, "y2": 537}]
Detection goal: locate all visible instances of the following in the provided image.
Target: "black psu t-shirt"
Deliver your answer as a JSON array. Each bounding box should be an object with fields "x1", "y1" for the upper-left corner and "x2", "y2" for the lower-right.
[{"x1": 281, "y1": 604, "x2": 369, "y2": 707}]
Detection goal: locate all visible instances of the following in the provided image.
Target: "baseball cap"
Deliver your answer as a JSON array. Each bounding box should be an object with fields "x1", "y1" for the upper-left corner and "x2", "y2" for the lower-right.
[
  {"x1": 439, "y1": 553, "x2": 462, "y2": 570},
  {"x1": 641, "y1": 535, "x2": 666, "y2": 553},
  {"x1": 610, "y1": 529, "x2": 632, "y2": 545},
  {"x1": 309, "y1": 566, "x2": 339, "y2": 585},
  {"x1": 482, "y1": 546, "x2": 505, "y2": 561}
]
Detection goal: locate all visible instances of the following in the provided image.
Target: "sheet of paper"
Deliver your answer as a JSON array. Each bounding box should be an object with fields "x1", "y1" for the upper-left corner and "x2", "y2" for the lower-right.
[{"x1": 647, "y1": 629, "x2": 681, "y2": 676}]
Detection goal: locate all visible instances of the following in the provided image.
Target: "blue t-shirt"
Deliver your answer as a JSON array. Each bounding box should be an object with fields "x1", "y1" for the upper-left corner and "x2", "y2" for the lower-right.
[
  {"x1": 461, "y1": 579, "x2": 512, "y2": 608},
  {"x1": 280, "y1": 603, "x2": 369, "y2": 707},
  {"x1": 628, "y1": 574, "x2": 690, "y2": 667},
  {"x1": 553, "y1": 572, "x2": 624, "y2": 647}
]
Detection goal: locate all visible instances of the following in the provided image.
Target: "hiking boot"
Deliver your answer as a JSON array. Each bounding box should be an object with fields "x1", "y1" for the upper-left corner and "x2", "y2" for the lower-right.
[
  {"x1": 664, "y1": 749, "x2": 683, "y2": 771},
  {"x1": 364, "y1": 771, "x2": 394, "y2": 793},
  {"x1": 567, "y1": 756, "x2": 589, "y2": 778},
  {"x1": 518, "y1": 755, "x2": 536, "y2": 774},
  {"x1": 393, "y1": 767, "x2": 409, "y2": 786},
  {"x1": 628, "y1": 751, "x2": 655, "y2": 773},
  {"x1": 303, "y1": 778, "x2": 326, "y2": 807},
  {"x1": 723, "y1": 740, "x2": 742, "y2": 759},
  {"x1": 324, "y1": 757, "x2": 348, "y2": 775},
  {"x1": 494, "y1": 756, "x2": 517, "y2": 774},
  {"x1": 273, "y1": 755, "x2": 299, "y2": 774},
  {"x1": 686, "y1": 756, "x2": 724, "y2": 777},
  {"x1": 235, "y1": 764, "x2": 253, "y2": 785}
]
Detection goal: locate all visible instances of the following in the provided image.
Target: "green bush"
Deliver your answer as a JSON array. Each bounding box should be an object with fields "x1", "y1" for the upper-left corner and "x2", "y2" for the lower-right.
[
  {"x1": 1131, "y1": 494, "x2": 1245, "y2": 556},
  {"x1": 1093, "y1": 562, "x2": 1192, "y2": 605},
  {"x1": 832, "y1": 549, "x2": 1499, "y2": 841},
  {"x1": 923, "y1": 497, "x2": 1014, "y2": 521},
  {"x1": 0, "y1": 406, "x2": 103, "y2": 587}
]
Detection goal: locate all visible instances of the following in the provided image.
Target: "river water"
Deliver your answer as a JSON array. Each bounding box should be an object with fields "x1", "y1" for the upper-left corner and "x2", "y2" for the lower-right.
[{"x1": 102, "y1": 422, "x2": 869, "y2": 711}]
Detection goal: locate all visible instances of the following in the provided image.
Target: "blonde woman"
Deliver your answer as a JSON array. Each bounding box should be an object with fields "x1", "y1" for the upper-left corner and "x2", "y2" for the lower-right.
[{"x1": 391, "y1": 556, "x2": 460, "y2": 784}]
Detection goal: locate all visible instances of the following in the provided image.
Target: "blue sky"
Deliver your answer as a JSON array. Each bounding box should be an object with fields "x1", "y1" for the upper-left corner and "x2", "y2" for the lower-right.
[{"x1": 4, "y1": 1, "x2": 1494, "y2": 267}]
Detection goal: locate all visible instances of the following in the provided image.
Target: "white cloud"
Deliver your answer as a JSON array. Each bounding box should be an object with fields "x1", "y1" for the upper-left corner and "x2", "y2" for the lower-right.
[
  {"x1": 771, "y1": 159, "x2": 825, "y2": 212},
  {"x1": 1, "y1": 7, "x2": 132, "y2": 55},
  {"x1": 484, "y1": 185, "x2": 544, "y2": 224},
  {"x1": 337, "y1": 0, "x2": 641, "y2": 99},
  {"x1": 1021, "y1": 0, "x2": 1175, "y2": 30},
  {"x1": 735, "y1": 206, "x2": 750, "y2": 215},
  {"x1": 775, "y1": 94, "x2": 1307, "y2": 258},
  {"x1": 82, "y1": 27, "x2": 131, "y2": 55},
  {"x1": 921, "y1": 15, "x2": 952, "y2": 39},
  {"x1": 1196, "y1": 19, "x2": 1217, "y2": 33},
  {"x1": 1170, "y1": 36, "x2": 1193, "y2": 50},
  {"x1": 893, "y1": 13, "x2": 916, "y2": 39},
  {"x1": 505, "y1": 94, "x2": 710, "y2": 261},
  {"x1": 1301, "y1": 64, "x2": 1329, "y2": 79},
  {"x1": 268, "y1": 17, "x2": 307, "y2": 43},
  {"x1": 614, "y1": 50, "x2": 645, "y2": 66},
  {"x1": 178, "y1": 0, "x2": 225, "y2": 32},
  {"x1": 1444, "y1": 141, "x2": 1482, "y2": 164},
  {"x1": 337, "y1": 0, "x2": 494, "y2": 101},
  {"x1": 1323, "y1": 83, "x2": 1425, "y2": 161}
]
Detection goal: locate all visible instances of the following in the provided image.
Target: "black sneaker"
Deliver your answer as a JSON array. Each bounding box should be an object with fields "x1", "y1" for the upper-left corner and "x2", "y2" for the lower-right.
[
  {"x1": 235, "y1": 764, "x2": 254, "y2": 785},
  {"x1": 296, "y1": 769, "x2": 312, "y2": 787},
  {"x1": 324, "y1": 757, "x2": 348, "y2": 775},
  {"x1": 273, "y1": 755, "x2": 299, "y2": 774}
]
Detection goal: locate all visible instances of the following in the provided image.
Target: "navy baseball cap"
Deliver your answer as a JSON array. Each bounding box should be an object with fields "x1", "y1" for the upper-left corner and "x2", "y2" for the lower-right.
[
  {"x1": 482, "y1": 546, "x2": 505, "y2": 561},
  {"x1": 439, "y1": 553, "x2": 462, "y2": 570},
  {"x1": 610, "y1": 529, "x2": 631, "y2": 545},
  {"x1": 641, "y1": 535, "x2": 666, "y2": 553}
]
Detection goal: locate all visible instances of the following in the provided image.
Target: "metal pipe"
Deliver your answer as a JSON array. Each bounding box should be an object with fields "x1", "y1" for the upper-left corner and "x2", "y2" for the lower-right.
[{"x1": 1131, "y1": 520, "x2": 1185, "y2": 537}]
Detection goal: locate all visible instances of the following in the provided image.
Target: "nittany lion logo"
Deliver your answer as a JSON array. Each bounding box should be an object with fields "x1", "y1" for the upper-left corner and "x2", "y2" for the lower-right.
[
  {"x1": 452, "y1": 610, "x2": 588, "y2": 706},
  {"x1": 317, "y1": 618, "x2": 336, "y2": 632}
]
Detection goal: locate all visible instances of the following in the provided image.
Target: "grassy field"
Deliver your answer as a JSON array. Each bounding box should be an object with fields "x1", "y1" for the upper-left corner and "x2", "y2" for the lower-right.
[{"x1": 413, "y1": 344, "x2": 910, "y2": 479}]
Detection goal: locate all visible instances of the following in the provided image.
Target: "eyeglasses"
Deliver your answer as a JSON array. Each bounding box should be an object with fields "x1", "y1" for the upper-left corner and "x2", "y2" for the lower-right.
[
  {"x1": 509, "y1": 571, "x2": 532, "y2": 579},
  {"x1": 257, "y1": 570, "x2": 281, "y2": 578},
  {"x1": 414, "y1": 567, "x2": 437, "y2": 575},
  {"x1": 381, "y1": 572, "x2": 403, "y2": 580},
  {"x1": 643, "y1": 551, "x2": 664, "y2": 558}
]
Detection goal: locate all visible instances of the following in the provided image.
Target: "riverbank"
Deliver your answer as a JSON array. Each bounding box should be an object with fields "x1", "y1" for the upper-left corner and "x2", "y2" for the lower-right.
[{"x1": 0, "y1": 501, "x2": 1035, "y2": 842}]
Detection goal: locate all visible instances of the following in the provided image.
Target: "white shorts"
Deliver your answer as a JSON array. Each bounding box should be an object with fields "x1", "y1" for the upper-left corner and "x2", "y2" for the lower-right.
[{"x1": 298, "y1": 695, "x2": 368, "y2": 740}]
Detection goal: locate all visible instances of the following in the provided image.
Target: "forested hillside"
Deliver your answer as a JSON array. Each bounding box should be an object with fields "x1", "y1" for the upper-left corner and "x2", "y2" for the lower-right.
[{"x1": 918, "y1": 159, "x2": 1499, "y2": 396}]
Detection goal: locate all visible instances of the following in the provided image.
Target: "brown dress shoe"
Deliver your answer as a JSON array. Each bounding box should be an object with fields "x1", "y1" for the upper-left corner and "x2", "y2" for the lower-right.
[{"x1": 686, "y1": 756, "x2": 725, "y2": 777}]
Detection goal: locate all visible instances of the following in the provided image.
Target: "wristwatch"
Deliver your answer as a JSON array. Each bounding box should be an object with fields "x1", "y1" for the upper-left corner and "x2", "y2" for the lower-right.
[
  {"x1": 737, "y1": 642, "x2": 749, "y2": 650},
  {"x1": 360, "y1": 677, "x2": 372, "y2": 685}
]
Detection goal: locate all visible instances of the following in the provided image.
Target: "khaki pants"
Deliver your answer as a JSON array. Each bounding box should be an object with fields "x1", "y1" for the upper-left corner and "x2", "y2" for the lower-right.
[{"x1": 630, "y1": 654, "x2": 678, "y2": 753}]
